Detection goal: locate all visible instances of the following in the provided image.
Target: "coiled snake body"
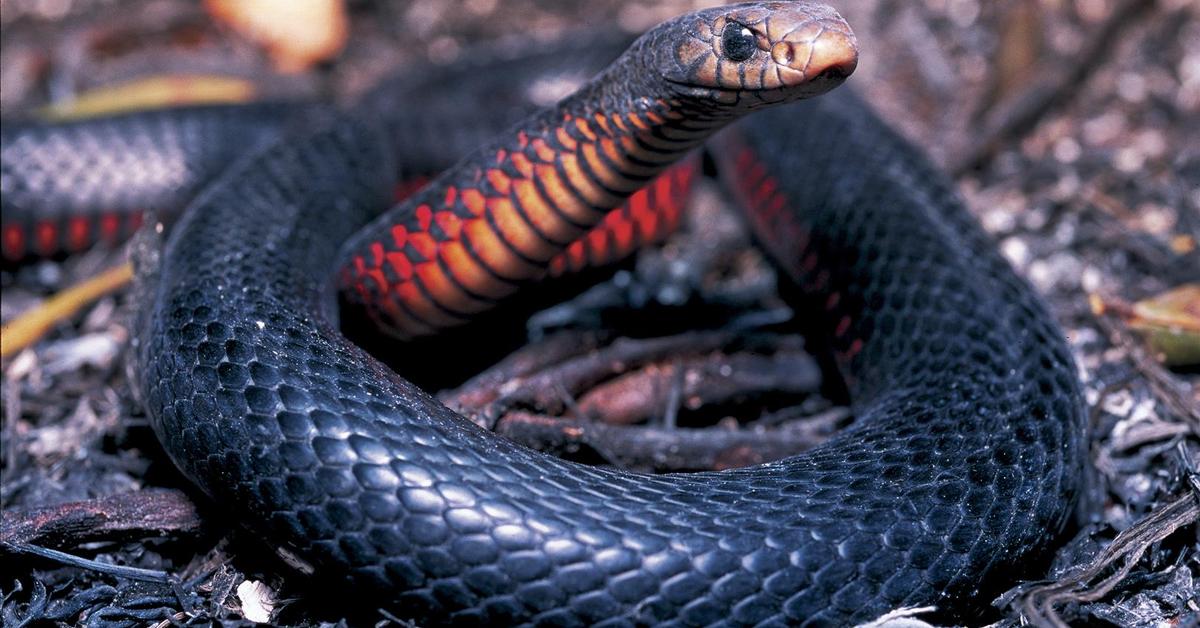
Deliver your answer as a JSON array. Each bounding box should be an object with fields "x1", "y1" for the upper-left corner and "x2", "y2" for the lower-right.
[{"x1": 1, "y1": 3, "x2": 1085, "y2": 625}]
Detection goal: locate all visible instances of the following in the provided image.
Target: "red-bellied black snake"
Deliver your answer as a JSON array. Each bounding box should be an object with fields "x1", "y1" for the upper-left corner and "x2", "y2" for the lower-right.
[{"x1": 0, "y1": 3, "x2": 1084, "y2": 625}]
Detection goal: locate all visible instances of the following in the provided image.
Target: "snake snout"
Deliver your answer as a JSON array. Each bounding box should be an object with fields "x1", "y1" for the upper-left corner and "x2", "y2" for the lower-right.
[{"x1": 773, "y1": 24, "x2": 858, "y2": 88}]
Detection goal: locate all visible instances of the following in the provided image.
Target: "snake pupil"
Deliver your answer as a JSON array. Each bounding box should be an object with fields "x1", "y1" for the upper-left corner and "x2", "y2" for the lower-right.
[{"x1": 722, "y1": 22, "x2": 756, "y2": 62}]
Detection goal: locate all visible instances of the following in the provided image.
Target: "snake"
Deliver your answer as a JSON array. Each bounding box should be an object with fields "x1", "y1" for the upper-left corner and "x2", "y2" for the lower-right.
[{"x1": 0, "y1": 2, "x2": 1086, "y2": 626}]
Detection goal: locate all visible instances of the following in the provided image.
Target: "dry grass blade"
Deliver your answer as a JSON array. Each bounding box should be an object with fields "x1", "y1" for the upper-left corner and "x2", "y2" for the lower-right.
[
  {"x1": 1018, "y1": 493, "x2": 1200, "y2": 627},
  {"x1": 1, "y1": 263, "x2": 133, "y2": 360}
]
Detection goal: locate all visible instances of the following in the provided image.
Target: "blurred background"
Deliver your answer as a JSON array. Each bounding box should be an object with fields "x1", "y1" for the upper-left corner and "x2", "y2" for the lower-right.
[{"x1": 2, "y1": 0, "x2": 1197, "y2": 170}]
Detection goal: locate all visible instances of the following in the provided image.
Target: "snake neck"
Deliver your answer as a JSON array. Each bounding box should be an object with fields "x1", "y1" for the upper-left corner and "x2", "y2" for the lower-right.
[
  {"x1": 338, "y1": 77, "x2": 723, "y2": 337},
  {"x1": 335, "y1": 2, "x2": 862, "y2": 338}
]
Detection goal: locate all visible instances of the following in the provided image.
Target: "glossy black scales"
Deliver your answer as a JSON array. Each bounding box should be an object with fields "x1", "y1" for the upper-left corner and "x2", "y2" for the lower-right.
[
  {"x1": 2, "y1": 104, "x2": 294, "y2": 236},
  {"x1": 133, "y1": 89, "x2": 1084, "y2": 627}
]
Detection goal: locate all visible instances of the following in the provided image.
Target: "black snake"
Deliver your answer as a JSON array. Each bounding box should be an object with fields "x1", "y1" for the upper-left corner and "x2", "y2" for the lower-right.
[{"x1": 0, "y1": 3, "x2": 1085, "y2": 625}]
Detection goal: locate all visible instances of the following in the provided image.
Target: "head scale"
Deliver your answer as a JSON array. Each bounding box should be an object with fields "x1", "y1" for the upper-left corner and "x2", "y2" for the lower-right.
[{"x1": 642, "y1": 1, "x2": 858, "y2": 109}]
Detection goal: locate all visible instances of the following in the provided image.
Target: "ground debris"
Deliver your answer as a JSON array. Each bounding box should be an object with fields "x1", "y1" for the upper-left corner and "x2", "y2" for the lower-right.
[{"x1": 1, "y1": 0, "x2": 1197, "y2": 625}]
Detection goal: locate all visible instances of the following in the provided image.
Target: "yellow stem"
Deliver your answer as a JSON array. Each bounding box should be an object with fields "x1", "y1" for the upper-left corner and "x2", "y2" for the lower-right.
[{"x1": 1, "y1": 263, "x2": 134, "y2": 359}]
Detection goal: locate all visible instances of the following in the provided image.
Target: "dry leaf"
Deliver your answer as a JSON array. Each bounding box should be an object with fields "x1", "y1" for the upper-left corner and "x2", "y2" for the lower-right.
[
  {"x1": 1129, "y1": 284, "x2": 1200, "y2": 366},
  {"x1": 207, "y1": 0, "x2": 348, "y2": 73}
]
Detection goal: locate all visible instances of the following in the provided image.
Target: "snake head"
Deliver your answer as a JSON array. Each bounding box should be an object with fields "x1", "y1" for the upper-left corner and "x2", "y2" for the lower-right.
[{"x1": 651, "y1": 1, "x2": 858, "y2": 109}]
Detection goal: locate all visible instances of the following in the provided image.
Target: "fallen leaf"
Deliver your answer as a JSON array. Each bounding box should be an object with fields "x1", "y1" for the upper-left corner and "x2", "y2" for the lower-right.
[
  {"x1": 207, "y1": 0, "x2": 348, "y2": 73},
  {"x1": 1130, "y1": 284, "x2": 1200, "y2": 366}
]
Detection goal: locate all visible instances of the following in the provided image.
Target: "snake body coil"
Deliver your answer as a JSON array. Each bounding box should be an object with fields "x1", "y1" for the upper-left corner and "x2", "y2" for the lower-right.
[
  {"x1": 0, "y1": 103, "x2": 293, "y2": 259},
  {"x1": 3, "y1": 3, "x2": 1084, "y2": 625}
]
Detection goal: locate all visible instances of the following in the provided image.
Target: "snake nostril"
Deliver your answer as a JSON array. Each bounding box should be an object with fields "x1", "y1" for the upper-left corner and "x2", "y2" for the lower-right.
[{"x1": 771, "y1": 42, "x2": 795, "y2": 67}]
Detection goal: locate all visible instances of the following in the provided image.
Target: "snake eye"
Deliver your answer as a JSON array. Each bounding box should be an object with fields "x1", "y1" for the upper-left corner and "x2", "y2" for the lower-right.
[{"x1": 721, "y1": 21, "x2": 756, "y2": 62}]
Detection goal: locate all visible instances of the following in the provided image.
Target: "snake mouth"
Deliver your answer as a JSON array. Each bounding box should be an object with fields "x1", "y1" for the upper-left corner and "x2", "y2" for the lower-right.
[{"x1": 665, "y1": 55, "x2": 855, "y2": 108}]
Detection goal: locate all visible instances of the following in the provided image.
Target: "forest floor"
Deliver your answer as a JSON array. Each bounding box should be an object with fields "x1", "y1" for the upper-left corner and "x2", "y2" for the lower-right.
[{"x1": 1, "y1": 0, "x2": 1197, "y2": 626}]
